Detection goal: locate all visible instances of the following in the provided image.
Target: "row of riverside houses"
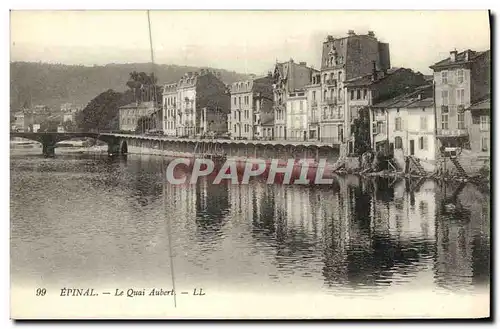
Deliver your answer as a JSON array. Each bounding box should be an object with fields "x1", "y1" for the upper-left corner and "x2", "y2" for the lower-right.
[{"x1": 117, "y1": 30, "x2": 490, "y2": 175}]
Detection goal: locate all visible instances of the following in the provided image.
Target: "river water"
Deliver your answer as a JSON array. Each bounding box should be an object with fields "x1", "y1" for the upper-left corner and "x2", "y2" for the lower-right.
[{"x1": 10, "y1": 148, "x2": 491, "y2": 316}]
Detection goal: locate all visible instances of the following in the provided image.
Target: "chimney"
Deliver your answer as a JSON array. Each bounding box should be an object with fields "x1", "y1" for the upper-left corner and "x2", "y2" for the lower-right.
[
  {"x1": 450, "y1": 50, "x2": 457, "y2": 62},
  {"x1": 465, "y1": 50, "x2": 470, "y2": 61},
  {"x1": 299, "y1": 61, "x2": 307, "y2": 66},
  {"x1": 371, "y1": 61, "x2": 377, "y2": 81},
  {"x1": 267, "y1": 71, "x2": 272, "y2": 78},
  {"x1": 327, "y1": 35, "x2": 334, "y2": 42},
  {"x1": 348, "y1": 30, "x2": 356, "y2": 37},
  {"x1": 289, "y1": 58, "x2": 294, "y2": 63},
  {"x1": 249, "y1": 73, "x2": 256, "y2": 79},
  {"x1": 368, "y1": 31, "x2": 375, "y2": 38}
]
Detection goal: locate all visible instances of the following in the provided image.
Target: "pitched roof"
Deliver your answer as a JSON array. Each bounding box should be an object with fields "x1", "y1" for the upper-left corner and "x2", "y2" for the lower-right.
[
  {"x1": 343, "y1": 67, "x2": 403, "y2": 87},
  {"x1": 430, "y1": 49, "x2": 490, "y2": 70},
  {"x1": 468, "y1": 97, "x2": 490, "y2": 111},
  {"x1": 119, "y1": 101, "x2": 156, "y2": 109},
  {"x1": 406, "y1": 98, "x2": 434, "y2": 108},
  {"x1": 372, "y1": 84, "x2": 433, "y2": 108}
]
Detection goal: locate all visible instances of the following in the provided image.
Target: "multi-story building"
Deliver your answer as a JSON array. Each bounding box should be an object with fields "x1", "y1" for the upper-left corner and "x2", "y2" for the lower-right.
[
  {"x1": 286, "y1": 89, "x2": 308, "y2": 140},
  {"x1": 118, "y1": 101, "x2": 157, "y2": 132},
  {"x1": 430, "y1": 49, "x2": 491, "y2": 173},
  {"x1": 305, "y1": 72, "x2": 322, "y2": 140},
  {"x1": 468, "y1": 96, "x2": 490, "y2": 158},
  {"x1": 260, "y1": 114, "x2": 275, "y2": 140},
  {"x1": 371, "y1": 85, "x2": 435, "y2": 171},
  {"x1": 229, "y1": 75, "x2": 273, "y2": 140},
  {"x1": 343, "y1": 67, "x2": 428, "y2": 155},
  {"x1": 162, "y1": 83, "x2": 178, "y2": 136},
  {"x1": 271, "y1": 59, "x2": 316, "y2": 140},
  {"x1": 430, "y1": 49, "x2": 490, "y2": 148},
  {"x1": 318, "y1": 30, "x2": 390, "y2": 144},
  {"x1": 175, "y1": 70, "x2": 230, "y2": 137}
]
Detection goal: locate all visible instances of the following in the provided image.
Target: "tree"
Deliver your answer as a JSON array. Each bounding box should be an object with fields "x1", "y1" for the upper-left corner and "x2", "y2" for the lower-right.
[
  {"x1": 126, "y1": 71, "x2": 161, "y2": 104},
  {"x1": 351, "y1": 107, "x2": 372, "y2": 156},
  {"x1": 77, "y1": 89, "x2": 134, "y2": 132}
]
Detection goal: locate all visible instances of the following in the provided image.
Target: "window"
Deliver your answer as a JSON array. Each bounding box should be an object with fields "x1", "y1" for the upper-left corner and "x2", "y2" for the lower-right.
[
  {"x1": 233, "y1": 97, "x2": 236, "y2": 105},
  {"x1": 481, "y1": 137, "x2": 489, "y2": 151},
  {"x1": 441, "y1": 113, "x2": 449, "y2": 129},
  {"x1": 420, "y1": 116, "x2": 428, "y2": 131},
  {"x1": 419, "y1": 136, "x2": 428, "y2": 150},
  {"x1": 456, "y1": 89, "x2": 465, "y2": 105},
  {"x1": 324, "y1": 90, "x2": 327, "y2": 101},
  {"x1": 312, "y1": 91, "x2": 316, "y2": 101},
  {"x1": 338, "y1": 89, "x2": 342, "y2": 101},
  {"x1": 330, "y1": 89, "x2": 335, "y2": 100},
  {"x1": 350, "y1": 90, "x2": 355, "y2": 100},
  {"x1": 441, "y1": 71, "x2": 448, "y2": 84},
  {"x1": 457, "y1": 112, "x2": 465, "y2": 129},
  {"x1": 338, "y1": 72, "x2": 342, "y2": 81},
  {"x1": 395, "y1": 117, "x2": 402, "y2": 131},
  {"x1": 356, "y1": 89, "x2": 361, "y2": 100},
  {"x1": 441, "y1": 90, "x2": 449, "y2": 106},
  {"x1": 239, "y1": 97, "x2": 241, "y2": 106},
  {"x1": 457, "y1": 69, "x2": 464, "y2": 84},
  {"x1": 300, "y1": 101, "x2": 304, "y2": 113},
  {"x1": 480, "y1": 115, "x2": 490, "y2": 131},
  {"x1": 377, "y1": 121, "x2": 385, "y2": 135},
  {"x1": 363, "y1": 89, "x2": 368, "y2": 99},
  {"x1": 394, "y1": 136, "x2": 403, "y2": 149}
]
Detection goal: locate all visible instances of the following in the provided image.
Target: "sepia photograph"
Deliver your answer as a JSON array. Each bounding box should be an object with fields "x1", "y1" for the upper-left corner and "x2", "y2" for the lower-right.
[{"x1": 8, "y1": 9, "x2": 491, "y2": 319}]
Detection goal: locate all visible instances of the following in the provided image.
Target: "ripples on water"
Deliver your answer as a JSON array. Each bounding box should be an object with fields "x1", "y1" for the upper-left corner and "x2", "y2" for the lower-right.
[{"x1": 10, "y1": 150, "x2": 491, "y2": 296}]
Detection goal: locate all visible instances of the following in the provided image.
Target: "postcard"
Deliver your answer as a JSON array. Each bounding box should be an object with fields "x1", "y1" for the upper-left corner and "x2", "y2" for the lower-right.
[{"x1": 9, "y1": 9, "x2": 491, "y2": 319}]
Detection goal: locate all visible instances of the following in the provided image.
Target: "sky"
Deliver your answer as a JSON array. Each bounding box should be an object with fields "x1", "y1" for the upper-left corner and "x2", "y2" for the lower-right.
[{"x1": 10, "y1": 10, "x2": 491, "y2": 76}]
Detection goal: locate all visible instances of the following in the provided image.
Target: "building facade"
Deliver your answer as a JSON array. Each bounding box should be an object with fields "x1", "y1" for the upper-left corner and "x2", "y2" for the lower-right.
[
  {"x1": 430, "y1": 49, "x2": 491, "y2": 150},
  {"x1": 305, "y1": 72, "x2": 322, "y2": 140},
  {"x1": 343, "y1": 68, "x2": 428, "y2": 155},
  {"x1": 375, "y1": 85, "x2": 436, "y2": 171},
  {"x1": 286, "y1": 90, "x2": 308, "y2": 141},
  {"x1": 318, "y1": 30, "x2": 391, "y2": 144},
  {"x1": 174, "y1": 70, "x2": 230, "y2": 137},
  {"x1": 271, "y1": 59, "x2": 317, "y2": 140},
  {"x1": 229, "y1": 75, "x2": 274, "y2": 140},
  {"x1": 468, "y1": 97, "x2": 490, "y2": 158},
  {"x1": 118, "y1": 101, "x2": 157, "y2": 132},
  {"x1": 162, "y1": 83, "x2": 178, "y2": 136}
]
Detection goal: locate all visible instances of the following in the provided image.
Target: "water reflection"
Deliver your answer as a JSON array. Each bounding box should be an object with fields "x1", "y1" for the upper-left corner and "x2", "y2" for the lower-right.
[{"x1": 10, "y1": 151, "x2": 490, "y2": 294}]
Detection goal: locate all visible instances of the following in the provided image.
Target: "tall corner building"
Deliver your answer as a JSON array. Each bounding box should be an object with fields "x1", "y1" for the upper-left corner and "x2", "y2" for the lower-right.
[{"x1": 318, "y1": 30, "x2": 390, "y2": 144}]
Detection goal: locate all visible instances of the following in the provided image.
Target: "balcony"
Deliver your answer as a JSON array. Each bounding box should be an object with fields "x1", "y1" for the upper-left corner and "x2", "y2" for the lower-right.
[
  {"x1": 322, "y1": 112, "x2": 344, "y2": 121},
  {"x1": 436, "y1": 128, "x2": 469, "y2": 138}
]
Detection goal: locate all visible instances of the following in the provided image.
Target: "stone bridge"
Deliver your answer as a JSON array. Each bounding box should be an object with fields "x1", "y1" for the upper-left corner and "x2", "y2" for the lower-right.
[
  {"x1": 10, "y1": 132, "x2": 340, "y2": 162},
  {"x1": 10, "y1": 132, "x2": 128, "y2": 157}
]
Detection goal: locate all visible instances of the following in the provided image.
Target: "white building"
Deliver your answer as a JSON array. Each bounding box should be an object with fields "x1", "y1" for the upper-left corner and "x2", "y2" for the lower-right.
[
  {"x1": 162, "y1": 83, "x2": 178, "y2": 136},
  {"x1": 285, "y1": 91, "x2": 308, "y2": 141},
  {"x1": 373, "y1": 85, "x2": 436, "y2": 171}
]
